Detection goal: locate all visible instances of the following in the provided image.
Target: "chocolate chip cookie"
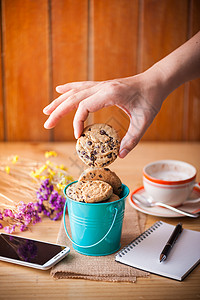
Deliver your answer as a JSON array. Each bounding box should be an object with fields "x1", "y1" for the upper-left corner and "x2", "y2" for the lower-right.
[
  {"x1": 76, "y1": 123, "x2": 120, "y2": 167},
  {"x1": 79, "y1": 167, "x2": 122, "y2": 195},
  {"x1": 66, "y1": 180, "x2": 113, "y2": 203},
  {"x1": 103, "y1": 193, "x2": 120, "y2": 203}
]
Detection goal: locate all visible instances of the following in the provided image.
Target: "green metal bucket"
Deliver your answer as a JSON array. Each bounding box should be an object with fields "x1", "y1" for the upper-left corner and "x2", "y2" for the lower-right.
[{"x1": 63, "y1": 181, "x2": 129, "y2": 256}]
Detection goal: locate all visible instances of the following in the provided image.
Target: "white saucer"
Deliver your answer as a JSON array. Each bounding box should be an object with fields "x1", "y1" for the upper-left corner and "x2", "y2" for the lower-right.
[{"x1": 129, "y1": 186, "x2": 200, "y2": 218}]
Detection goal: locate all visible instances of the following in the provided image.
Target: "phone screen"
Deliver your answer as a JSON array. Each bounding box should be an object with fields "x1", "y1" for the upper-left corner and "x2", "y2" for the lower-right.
[{"x1": 0, "y1": 234, "x2": 65, "y2": 265}]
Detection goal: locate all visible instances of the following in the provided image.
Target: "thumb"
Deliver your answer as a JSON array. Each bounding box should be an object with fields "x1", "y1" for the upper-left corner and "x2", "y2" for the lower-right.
[
  {"x1": 118, "y1": 122, "x2": 142, "y2": 158},
  {"x1": 118, "y1": 102, "x2": 157, "y2": 158}
]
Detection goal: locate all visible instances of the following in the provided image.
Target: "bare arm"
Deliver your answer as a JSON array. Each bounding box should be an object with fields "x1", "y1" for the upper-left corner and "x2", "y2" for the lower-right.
[
  {"x1": 150, "y1": 31, "x2": 200, "y2": 98},
  {"x1": 43, "y1": 31, "x2": 200, "y2": 158}
]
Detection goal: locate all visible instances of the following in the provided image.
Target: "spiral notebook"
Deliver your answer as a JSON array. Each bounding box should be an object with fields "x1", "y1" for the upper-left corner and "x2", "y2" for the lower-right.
[{"x1": 115, "y1": 221, "x2": 200, "y2": 281}]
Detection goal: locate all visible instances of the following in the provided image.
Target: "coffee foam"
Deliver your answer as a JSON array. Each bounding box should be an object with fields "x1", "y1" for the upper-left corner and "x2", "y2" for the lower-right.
[
  {"x1": 146, "y1": 161, "x2": 195, "y2": 182},
  {"x1": 151, "y1": 171, "x2": 189, "y2": 181}
]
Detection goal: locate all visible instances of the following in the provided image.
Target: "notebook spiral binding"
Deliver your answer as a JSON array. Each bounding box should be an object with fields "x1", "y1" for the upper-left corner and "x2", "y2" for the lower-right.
[{"x1": 116, "y1": 221, "x2": 163, "y2": 258}]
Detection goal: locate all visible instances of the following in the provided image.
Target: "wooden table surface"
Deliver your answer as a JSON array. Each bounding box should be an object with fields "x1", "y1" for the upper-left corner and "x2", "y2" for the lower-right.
[{"x1": 0, "y1": 142, "x2": 199, "y2": 300}]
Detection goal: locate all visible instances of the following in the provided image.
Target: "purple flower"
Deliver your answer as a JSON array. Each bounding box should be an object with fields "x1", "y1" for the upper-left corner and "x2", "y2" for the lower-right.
[
  {"x1": 36, "y1": 179, "x2": 66, "y2": 221},
  {"x1": 20, "y1": 224, "x2": 27, "y2": 232},
  {"x1": 32, "y1": 215, "x2": 41, "y2": 225},
  {"x1": 4, "y1": 226, "x2": 12, "y2": 233},
  {"x1": 18, "y1": 202, "x2": 26, "y2": 213},
  {"x1": 4, "y1": 209, "x2": 14, "y2": 218},
  {"x1": 1, "y1": 199, "x2": 41, "y2": 233},
  {"x1": 14, "y1": 212, "x2": 23, "y2": 220},
  {"x1": 43, "y1": 178, "x2": 49, "y2": 186}
]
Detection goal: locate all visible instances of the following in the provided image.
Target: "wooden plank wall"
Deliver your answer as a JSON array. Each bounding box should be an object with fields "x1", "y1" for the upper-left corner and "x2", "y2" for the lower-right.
[
  {"x1": 51, "y1": 0, "x2": 88, "y2": 141},
  {"x1": 0, "y1": 0, "x2": 199, "y2": 142},
  {"x1": 2, "y1": 0, "x2": 50, "y2": 141},
  {"x1": 0, "y1": 6, "x2": 3, "y2": 141},
  {"x1": 139, "y1": 0, "x2": 188, "y2": 141}
]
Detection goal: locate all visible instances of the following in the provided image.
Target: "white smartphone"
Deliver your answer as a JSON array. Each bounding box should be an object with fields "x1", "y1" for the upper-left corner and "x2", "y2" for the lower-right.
[{"x1": 0, "y1": 233, "x2": 70, "y2": 270}]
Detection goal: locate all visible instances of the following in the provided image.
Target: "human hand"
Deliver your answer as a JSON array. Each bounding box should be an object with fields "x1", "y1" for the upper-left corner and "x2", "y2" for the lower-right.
[
  {"x1": 43, "y1": 70, "x2": 165, "y2": 158},
  {"x1": 43, "y1": 32, "x2": 200, "y2": 158}
]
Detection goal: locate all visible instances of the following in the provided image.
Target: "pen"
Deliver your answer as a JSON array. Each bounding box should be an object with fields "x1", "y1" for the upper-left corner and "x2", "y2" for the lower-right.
[{"x1": 160, "y1": 223, "x2": 183, "y2": 263}]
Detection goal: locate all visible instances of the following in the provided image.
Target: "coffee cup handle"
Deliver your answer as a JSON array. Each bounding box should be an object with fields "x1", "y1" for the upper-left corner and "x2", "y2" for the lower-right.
[
  {"x1": 194, "y1": 182, "x2": 200, "y2": 189},
  {"x1": 183, "y1": 182, "x2": 200, "y2": 204}
]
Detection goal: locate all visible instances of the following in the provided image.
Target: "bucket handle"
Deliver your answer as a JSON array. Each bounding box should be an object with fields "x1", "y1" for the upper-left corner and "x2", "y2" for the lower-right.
[{"x1": 63, "y1": 199, "x2": 118, "y2": 248}]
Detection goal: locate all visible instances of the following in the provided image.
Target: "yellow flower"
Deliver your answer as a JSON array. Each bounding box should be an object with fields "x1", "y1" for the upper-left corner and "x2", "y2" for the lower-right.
[
  {"x1": 56, "y1": 183, "x2": 63, "y2": 191},
  {"x1": 46, "y1": 160, "x2": 54, "y2": 167},
  {"x1": 66, "y1": 175, "x2": 74, "y2": 181},
  {"x1": 5, "y1": 166, "x2": 10, "y2": 174},
  {"x1": 45, "y1": 151, "x2": 57, "y2": 158},
  {"x1": 58, "y1": 164, "x2": 68, "y2": 171},
  {"x1": 30, "y1": 164, "x2": 47, "y2": 178},
  {"x1": 40, "y1": 175, "x2": 48, "y2": 181},
  {"x1": 48, "y1": 168, "x2": 55, "y2": 177},
  {"x1": 12, "y1": 155, "x2": 19, "y2": 164}
]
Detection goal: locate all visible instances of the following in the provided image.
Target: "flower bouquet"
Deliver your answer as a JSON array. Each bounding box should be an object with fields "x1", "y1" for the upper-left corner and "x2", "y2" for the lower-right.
[{"x1": 0, "y1": 151, "x2": 74, "y2": 233}]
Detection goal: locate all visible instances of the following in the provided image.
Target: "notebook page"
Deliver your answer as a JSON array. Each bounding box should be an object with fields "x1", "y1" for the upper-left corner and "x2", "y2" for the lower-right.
[{"x1": 116, "y1": 222, "x2": 200, "y2": 281}]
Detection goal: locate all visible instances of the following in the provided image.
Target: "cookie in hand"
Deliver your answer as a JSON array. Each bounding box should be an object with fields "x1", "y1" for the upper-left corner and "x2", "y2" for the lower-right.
[{"x1": 76, "y1": 123, "x2": 120, "y2": 168}]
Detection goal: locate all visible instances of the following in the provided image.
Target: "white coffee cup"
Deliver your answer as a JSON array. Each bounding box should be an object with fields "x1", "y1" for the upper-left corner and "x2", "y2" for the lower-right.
[{"x1": 143, "y1": 160, "x2": 199, "y2": 207}]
